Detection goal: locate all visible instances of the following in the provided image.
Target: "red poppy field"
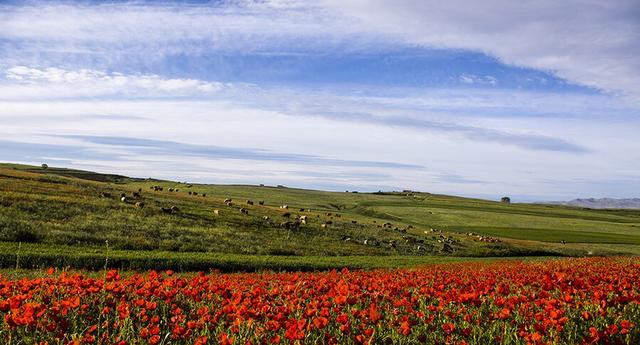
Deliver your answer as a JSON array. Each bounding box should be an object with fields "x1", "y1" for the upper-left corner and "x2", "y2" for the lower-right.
[{"x1": 1, "y1": 257, "x2": 638, "y2": 344}]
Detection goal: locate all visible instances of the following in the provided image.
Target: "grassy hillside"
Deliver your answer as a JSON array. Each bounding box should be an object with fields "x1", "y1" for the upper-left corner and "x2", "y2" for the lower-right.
[{"x1": 1, "y1": 162, "x2": 639, "y2": 271}]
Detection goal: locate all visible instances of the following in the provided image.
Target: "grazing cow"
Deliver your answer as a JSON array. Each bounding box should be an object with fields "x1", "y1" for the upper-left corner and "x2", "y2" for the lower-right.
[
  {"x1": 258, "y1": 201, "x2": 264, "y2": 205},
  {"x1": 175, "y1": 189, "x2": 179, "y2": 192},
  {"x1": 321, "y1": 224, "x2": 328, "y2": 228},
  {"x1": 138, "y1": 188, "x2": 142, "y2": 192},
  {"x1": 169, "y1": 188, "x2": 174, "y2": 192},
  {"x1": 325, "y1": 220, "x2": 333, "y2": 225},
  {"x1": 225, "y1": 201, "x2": 234, "y2": 207},
  {"x1": 282, "y1": 212, "x2": 291, "y2": 218},
  {"x1": 263, "y1": 216, "x2": 269, "y2": 221},
  {"x1": 247, "y1": 200, "x2": 254, "y2": 205},
  {"x1": 213, "y1": 209, "x2": 220, "y2": 215},
  {"x1": 280, "y1": 205, "x2": 289, "y2": 209},
  {"x1": 224, "y1": 198, "x2": 232, "y2": 203},
  {"x1": 351, "y1": 220, "x2": 357, "y2": 224},
  {"x1": 188, "y1": 191, "x2": 192, "y2": 195},
  {"x1": 135, "y1": 202, "x2": 145, "y2": 208},
  {"x1": 133, "y1": 192, "x2": 141, "y2": 198},
  {"x1": 326, "y1": 212, "x2": 332, "y2": 216},
  {"x1": 561, "y1": 240, "x2": 566, "y2": 245},
  {"x1": 120, "y1": 196, "x2": 127, "y2": 202},
  {"x1": 193, "y1": 192, "x2": 198, "y2": 196},
  {"x1": 299, "y1": 215, "x2": 307, "y2": 224},
  {"x1": 100, "y1": 192, "x2": 111, "y2": 198},
  {"x1": 161, "y1": 207, "x2": 173, "y2": 214},
  {"x1": 299, "y1": 208, "x2": 305, "y2": 212},
  {"x1": 170, "y1": 206, "x2": 180, "y2": 212},
  {"x1": 335, "y1": 214, "x2": 341, "y2": 218},
  {"x1": 240, "y1": 208, "x2": 248, "y2": 215},
  {"x1": 372, "y1": 220, "x2": 376, "y2": 223},
  {"x1": 202, "y1": 194, "x2": 206, "y2": 197}
]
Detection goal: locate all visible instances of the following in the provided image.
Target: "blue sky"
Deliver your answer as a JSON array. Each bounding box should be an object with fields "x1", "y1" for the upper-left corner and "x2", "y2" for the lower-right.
[{"x1": 0, "y1": 0, "x2": 639, "y2": 201}]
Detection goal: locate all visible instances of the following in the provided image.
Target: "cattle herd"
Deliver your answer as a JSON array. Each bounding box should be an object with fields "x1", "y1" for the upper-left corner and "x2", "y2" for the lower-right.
[{"x1": 95, "y1": 184, "x2": 473, "y2": 254}]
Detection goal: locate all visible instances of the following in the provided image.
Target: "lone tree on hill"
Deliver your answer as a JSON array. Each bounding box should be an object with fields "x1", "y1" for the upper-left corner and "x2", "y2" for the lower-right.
[
  {"x1": 501, "y1": 196, "x2": 511, "y2": 204},
  {"x1": 41, "y1": 163, "x2": 48, "y2": 170}
]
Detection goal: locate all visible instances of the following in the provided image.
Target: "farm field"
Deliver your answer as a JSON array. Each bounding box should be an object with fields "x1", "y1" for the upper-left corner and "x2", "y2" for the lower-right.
[
  {"x1": 0, "y1": 257, "x2": 638, "y2": 344},
  {"x1": 1, "y1": 163, "x2": 640, "y2": 271}
]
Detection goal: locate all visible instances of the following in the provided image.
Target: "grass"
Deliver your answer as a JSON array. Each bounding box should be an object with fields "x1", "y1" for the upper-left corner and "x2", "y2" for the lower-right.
[
  {"x1": 1, "y1": 241, "x2": 531, "y2": 272},
  {"x1": 0, "y1": 162, "x2": 639, "y2": 271}
]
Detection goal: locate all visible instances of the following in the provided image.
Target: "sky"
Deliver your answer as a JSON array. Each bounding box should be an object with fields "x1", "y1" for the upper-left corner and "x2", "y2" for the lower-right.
[{"x1": 0, "y1": 0, "x2": 639, "y2": 201}]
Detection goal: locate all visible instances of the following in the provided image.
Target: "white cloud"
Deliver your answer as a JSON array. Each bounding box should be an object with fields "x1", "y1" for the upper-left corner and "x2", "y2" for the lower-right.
[
  {"x1": 459, "y1": 74, "x2": 497, "y2": 86},
  {"x1": 0, "y1": 1, "x2": 373, "y2": 56},
  {"x1": 1, "y1": 65, "x2": 635, "y2": 155},
  {"x1": 2, "y1": 1, "x2": 638, "y2": 100},
  {"x1": 1, "y1": 92, "x2": 639, "y2": 200},
  {"x1": 3, "y1": 66, "x2": 225, "y2": 98},
  {"x1": 323, "y1": 0, "x2": 640, "y2": 101},
  {"x1": 3, "y1": 1, "x2": 639, "y2": 100}
]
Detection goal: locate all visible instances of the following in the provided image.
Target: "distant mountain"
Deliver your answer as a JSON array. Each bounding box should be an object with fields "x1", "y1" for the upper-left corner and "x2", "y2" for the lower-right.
[{"x1": 546, "y1": 198, "x2": 640, "y2": 209}]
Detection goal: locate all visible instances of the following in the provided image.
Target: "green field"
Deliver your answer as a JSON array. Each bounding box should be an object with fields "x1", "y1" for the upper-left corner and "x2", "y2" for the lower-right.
[{"x1": 0, "y1": 162, "x2": 639, "y2": 271}]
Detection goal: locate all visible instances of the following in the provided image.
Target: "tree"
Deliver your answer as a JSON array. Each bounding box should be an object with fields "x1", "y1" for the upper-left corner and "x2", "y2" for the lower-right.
[
  {"x1": 41, "y1": 163, "x2": 48, "y2": 170},
  {"x1": 501, "y1": 197, "x2": 511, "y2": 204}
]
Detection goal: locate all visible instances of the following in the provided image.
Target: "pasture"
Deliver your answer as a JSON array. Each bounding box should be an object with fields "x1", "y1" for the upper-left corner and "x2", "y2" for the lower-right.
[{"x1": 0, "y1": 162, "x2": 639, "y2": 271}]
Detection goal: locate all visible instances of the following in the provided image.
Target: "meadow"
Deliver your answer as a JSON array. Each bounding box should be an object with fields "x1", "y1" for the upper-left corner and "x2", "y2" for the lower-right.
[
  {"x1": 1, "y1": 163, "x2": 639, "y2": 271},
  {"x1": 1, "y1": 163, "x2": 639, "y2": 344}
]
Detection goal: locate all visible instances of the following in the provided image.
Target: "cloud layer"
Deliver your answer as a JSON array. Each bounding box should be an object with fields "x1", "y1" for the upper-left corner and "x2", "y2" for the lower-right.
[
  {"x1": 2, "y1": 1, "x2": 638, "y2": 99},
  {"x1": 324, "y1": 0, "x2": 640, "y2": 101},
  {"x1": 1, "y1": 1, "x2": 639, "y2": 201}
]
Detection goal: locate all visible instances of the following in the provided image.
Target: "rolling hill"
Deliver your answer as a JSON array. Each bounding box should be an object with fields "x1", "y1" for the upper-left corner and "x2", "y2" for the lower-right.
[{"x1": 1, "y1": 162, "x2": 639, "y2": 271}]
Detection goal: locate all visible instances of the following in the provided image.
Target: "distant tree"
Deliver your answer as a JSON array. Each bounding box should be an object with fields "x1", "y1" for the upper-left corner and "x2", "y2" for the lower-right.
[
  {"x1": 501, "y1": 196, "x2": 511, "y2": 204},
  {"x1": 41, "y1": 163, "x2": 48, "y2": 170}
]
